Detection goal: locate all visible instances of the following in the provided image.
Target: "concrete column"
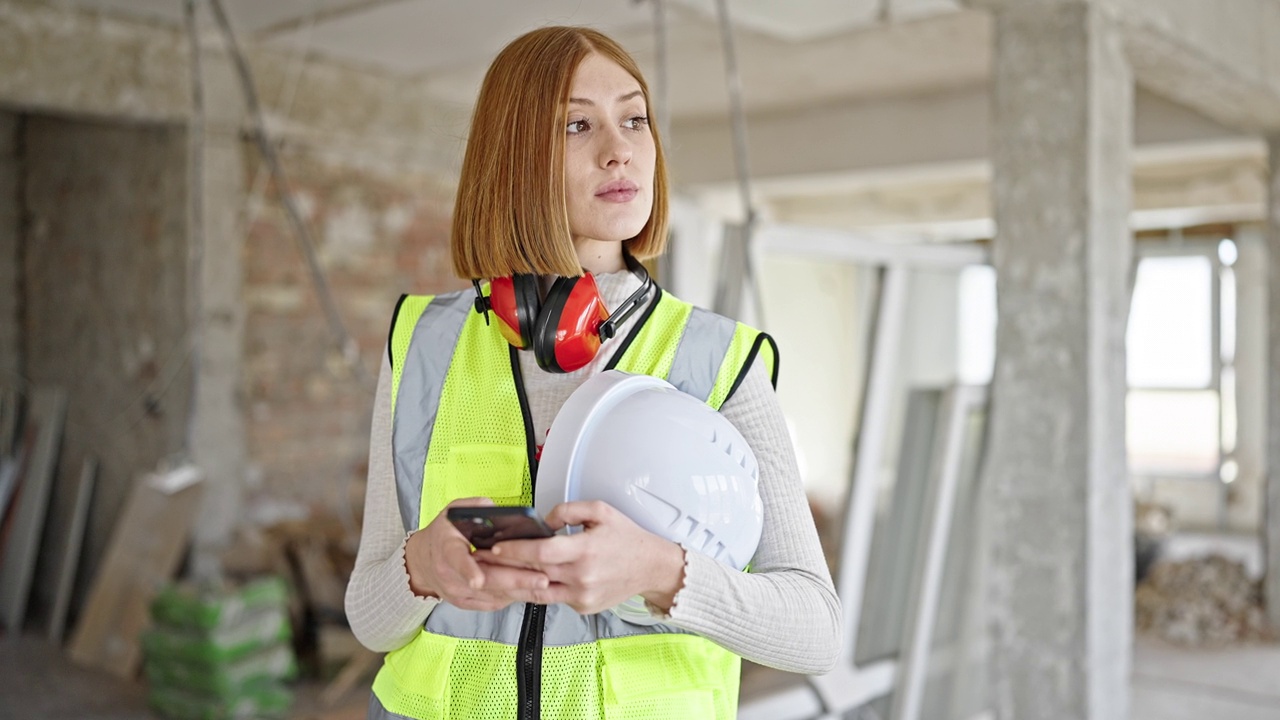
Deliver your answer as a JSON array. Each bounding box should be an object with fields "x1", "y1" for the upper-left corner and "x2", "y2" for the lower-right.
[
  {"x1": 985, "y1": 3, "x2": 1132, "y2": 720},
  {"x1": 0, "y1": 112, "x2": 19, "y2": 385},
  {"x1": 186, "y1": 43, "x2": 248, "y2": 576},
  {"x1": 1266, "y1": 136, "x2": 1280, "y2": 633}
]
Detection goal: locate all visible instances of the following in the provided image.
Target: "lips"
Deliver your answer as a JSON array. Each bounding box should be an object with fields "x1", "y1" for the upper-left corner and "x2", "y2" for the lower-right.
[{"x1": 595, "y1": 179, "x2": 639, "y2": 203}]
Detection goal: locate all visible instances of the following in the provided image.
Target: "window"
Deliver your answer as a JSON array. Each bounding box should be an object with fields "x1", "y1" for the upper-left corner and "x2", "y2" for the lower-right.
[{"x1": 1126, "y1": 238, "x2": 1236, "y2": 483}]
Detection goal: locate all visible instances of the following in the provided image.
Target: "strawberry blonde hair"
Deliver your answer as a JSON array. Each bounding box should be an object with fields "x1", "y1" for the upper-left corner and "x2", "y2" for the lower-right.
[{"x1": 451, "y1": 26, "x2": 669, "y2": 279}]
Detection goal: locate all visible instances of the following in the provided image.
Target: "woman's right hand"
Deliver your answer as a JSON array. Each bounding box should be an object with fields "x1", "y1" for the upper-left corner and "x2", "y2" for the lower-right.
[{"x1": 404, "y1": 497, "x2": 551, "y2": 612}]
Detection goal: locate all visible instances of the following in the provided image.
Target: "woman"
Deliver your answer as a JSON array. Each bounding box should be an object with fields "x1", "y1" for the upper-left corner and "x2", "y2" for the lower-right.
[{"x1": 346, "y1": 25, "x2": 839, "y2": 720}]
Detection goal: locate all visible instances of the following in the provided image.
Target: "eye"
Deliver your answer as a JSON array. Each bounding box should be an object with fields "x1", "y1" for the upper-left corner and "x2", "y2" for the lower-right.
[
  {"x1": 624, "y1": 116, "x2": 650, "y2": 131},
  {"x1": 567, "y1": 119, "x2": 590, "y2": 134}
]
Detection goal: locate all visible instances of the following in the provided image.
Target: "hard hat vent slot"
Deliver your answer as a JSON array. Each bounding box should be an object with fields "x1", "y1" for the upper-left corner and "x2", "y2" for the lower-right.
[{"x1": 633, "y1": 485, "x2": 681, "y2": 528}]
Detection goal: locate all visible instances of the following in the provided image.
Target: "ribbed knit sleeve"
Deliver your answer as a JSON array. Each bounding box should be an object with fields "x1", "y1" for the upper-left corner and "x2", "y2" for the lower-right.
[
  {"x1": 344, "y1": 349, "x2": 439, "y2": 653},
  {"x1": 661, "y1": 358, "x2": 841, "y2": 673}
]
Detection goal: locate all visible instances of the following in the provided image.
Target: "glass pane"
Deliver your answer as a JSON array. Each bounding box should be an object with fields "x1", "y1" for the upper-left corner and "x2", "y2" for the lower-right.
[
  {"x1": 1127, "y1": 256, "x2": 1213, "y2": 388},
  {"x1": 920, "y1": 404, "x2": 992, "y2": 720},
  {"x1": 957, "y1": 265, "x2": 996, "y2": 386},
  {"x1": 1127, "y1": 390, "x2": 1220, "y2": 475},
  {"x1": 855, "y1": 389, "x2": 942, "y2": 665},
  {"x1": 760, "y1": 254, "x2": 872, "y2": 569}
]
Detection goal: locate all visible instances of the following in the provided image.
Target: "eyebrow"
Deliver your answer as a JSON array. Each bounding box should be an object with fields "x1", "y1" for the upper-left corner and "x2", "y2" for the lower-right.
[{"x1": 568, "y1": 90, "x2": 644, "y2": 106}]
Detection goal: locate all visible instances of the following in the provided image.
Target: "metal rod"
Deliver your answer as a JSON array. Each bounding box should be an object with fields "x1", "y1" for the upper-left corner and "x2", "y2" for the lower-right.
[
  {"x1": 651, "y1": 0, "x2": 671, "y2": 143},
  {"x1": 184, "y1": 0, "x2": 205, "y2": 458},
  {"x1": 208, "y1": 0, "x2": 369, "y2": 385},
  {"x1": 711, "y1": 0, "x2": 765, "y2": 326}
]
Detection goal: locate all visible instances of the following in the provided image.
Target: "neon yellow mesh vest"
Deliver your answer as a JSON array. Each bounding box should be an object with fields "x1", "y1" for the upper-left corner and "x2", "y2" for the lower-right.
[{"x1": 370, "y1": 286, "x2": 778, "y2": 720}]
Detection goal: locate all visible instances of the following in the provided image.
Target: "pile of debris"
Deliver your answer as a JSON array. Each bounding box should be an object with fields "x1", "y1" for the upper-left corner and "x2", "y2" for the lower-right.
[{"x1": 1135, "y1": 554, "x2": 1272, "y2": 646}]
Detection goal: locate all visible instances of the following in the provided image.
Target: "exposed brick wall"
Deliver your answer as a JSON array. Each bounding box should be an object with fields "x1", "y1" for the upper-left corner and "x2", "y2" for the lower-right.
[{"x1": 242, "y1": 144, "x2": 463, "y2": 518}]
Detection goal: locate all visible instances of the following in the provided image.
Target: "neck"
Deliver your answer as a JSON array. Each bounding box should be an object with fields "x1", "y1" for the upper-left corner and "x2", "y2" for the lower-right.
[{"x1": 573, "y1": 237, "x2": 625, "y2": 274}]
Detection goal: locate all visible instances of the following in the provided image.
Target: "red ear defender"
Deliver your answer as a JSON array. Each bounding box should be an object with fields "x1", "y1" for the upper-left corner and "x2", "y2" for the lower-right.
[
  {"x1": 533, "y1": 274, "x2": 611, "y2": 373},
  {"x1": 473, "y1": 254, "x2": 653, "y2": 373},
  {"x1": 486, "y1": 275, "x2": 541, "y2": 348}
]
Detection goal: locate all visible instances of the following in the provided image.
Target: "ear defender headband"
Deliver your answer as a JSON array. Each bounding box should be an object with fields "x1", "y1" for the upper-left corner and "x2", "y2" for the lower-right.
[{"x1": 473, "y1": 254, "x2": 653, "y2": 373}]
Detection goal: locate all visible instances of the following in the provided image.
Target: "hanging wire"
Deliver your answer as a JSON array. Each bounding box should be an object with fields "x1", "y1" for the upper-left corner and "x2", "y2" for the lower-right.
[
  {"x1": 209, "y1": 0, "x2": 371, "y2": 386},
  {"x1": 712, "y1": 0, "x2": 766, "y2": 326},
  {"x1": 240, "y1": 1, "x2": 323, "y2": 241},
  {"x1": 183, "y1": 0, "x2": 204, "y2": 459},
  {"x1": 650, "y1": 0, "x2": 671, "y2": 142}
]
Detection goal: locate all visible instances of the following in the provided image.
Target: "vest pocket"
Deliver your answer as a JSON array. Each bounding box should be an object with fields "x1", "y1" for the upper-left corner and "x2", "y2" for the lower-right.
[
  {"x1": 372, "y1": 630, "x2": 458, "y2": 719},
  {"x1": 599, "y1": 635, "x2": 724, "y2": 719},
  {"x1": 425, "y1": 444, "x2": 529, "y2": 522}
]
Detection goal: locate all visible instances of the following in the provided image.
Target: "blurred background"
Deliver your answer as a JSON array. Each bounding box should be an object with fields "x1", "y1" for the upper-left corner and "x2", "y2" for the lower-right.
[{"x1": 1, "y1": 1, "x2": 1279, "y2": 719}]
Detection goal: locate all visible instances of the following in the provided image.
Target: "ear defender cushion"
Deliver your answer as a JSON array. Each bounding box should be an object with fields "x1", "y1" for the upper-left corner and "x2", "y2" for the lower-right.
[
  {"x1": 533, "y1": 276, "x2": 580, "y2": 372},
  {"x1": 512, "y1": 274, "x2": 542, "y2": 349},
  {"x1": 535, "y1": 274, "x2": 610, "y2": 373}
]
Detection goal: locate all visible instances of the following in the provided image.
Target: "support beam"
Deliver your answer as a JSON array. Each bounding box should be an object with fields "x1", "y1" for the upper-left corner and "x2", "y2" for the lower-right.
[
  {"x1": 0, "y1": 1, "x2": 459, "y2": 175},
  {"x1": 186, "y1": 42, "x2": 247, "y2": 575},
  {"x1": 985, "y1": 3, "x2": 1132, "y2": 720},
  {"x1": 1266, "y1": 136, "x2": 1280, "y2": 633},
  {"x1": 1115, "y1": 0, "x2": 1280, "y2": 133},
  {"x1": 670, "y1": 84, "x2": 1243, "y2": 188}
]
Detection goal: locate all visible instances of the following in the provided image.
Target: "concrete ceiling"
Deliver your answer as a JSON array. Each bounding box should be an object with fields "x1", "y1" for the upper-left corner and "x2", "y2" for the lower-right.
[{"x1": 49, "y1": 0, "x2": 979, "y2": 120}]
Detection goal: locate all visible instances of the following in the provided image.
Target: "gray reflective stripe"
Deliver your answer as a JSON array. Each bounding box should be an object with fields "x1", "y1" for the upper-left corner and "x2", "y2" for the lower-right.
[
  {"x1": 425, "y1": 602, "x2": 693, "y2": 647},
  {"x1": 392, "y1": 291, "x2": 474, "y2": 533},
  {"x1": 667, "y1": 307, "x2": 736, "y2": 402},
  {"x1": 367, "y1": 692, "x2": 413, "y2": 720}
]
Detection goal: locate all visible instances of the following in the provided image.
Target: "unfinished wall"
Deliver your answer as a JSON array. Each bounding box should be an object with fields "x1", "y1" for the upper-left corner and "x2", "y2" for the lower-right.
[
  {"x1": 0, "y1": 110, "x2": 17, "y2": 385},
  {"x1": 241, "y1": 143, "x2": 460, "y2": 520},
  {"x1": 22, "y1": 114, "x2": 191, "y2": 621}
]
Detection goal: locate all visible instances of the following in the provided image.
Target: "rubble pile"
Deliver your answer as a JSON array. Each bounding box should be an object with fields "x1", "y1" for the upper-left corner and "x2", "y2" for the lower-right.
[{"x1": 1135, "y1": 554, "x2": 1272, "y2": 646}]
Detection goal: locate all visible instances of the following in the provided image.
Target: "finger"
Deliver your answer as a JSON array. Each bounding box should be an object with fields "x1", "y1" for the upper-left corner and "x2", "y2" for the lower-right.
[
  {"x1": 492, "y1": 535, "x2": 580, "y2": 566},
  {"x1": 505, "y1": 583, "x2": 574, "y2": 607},
  {"x1": 474, "y1": 564, "x2": 551, "y2": 592},
  {"x1": 444, "y1": 496, "x2": 496, "y2": 510},
  {"x1": 545, "y1": 500, "x2": 611, "y2": 530},
  {"x1": 442, "y1": 536, "x2": 486, "y2": 589}
]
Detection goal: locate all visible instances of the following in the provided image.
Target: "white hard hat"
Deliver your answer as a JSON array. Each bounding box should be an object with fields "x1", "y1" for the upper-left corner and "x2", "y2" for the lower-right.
[{"x1": 536, "y1": 370, "x2": 763, "y2": 624}]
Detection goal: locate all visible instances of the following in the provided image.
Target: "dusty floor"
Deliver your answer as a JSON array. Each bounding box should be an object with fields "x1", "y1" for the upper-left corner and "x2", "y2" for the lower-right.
[
  {"x1": 3, "y1": 632, "x2": 1280, "y2": 719},
  {"x1": 0, "y1": 634, "x2": 369, "y2": 720}
]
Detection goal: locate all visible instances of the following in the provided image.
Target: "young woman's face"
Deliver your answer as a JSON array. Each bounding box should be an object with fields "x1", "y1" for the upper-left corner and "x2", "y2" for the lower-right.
[{"x1": 563, "y1": 53, "x2": 656, "y2": 262}]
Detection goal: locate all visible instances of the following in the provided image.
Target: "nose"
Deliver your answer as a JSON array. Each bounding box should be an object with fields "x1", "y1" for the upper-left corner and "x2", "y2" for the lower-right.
[{"x1": 599, "y1": 126, "x2": 632, "y2": 168}]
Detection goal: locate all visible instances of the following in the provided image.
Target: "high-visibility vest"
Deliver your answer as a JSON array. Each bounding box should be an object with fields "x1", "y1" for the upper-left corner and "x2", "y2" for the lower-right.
[{"x1": 368, "y1": 285, "x2": 778, "y2": 720}]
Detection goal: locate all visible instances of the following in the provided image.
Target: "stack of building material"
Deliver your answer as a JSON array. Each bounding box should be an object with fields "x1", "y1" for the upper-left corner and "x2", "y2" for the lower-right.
[
  {"x1": 1135, "y1": 554, "x2": 1272, "y2": 647},
  {"x1": 143, "y1": 576, "x2": 296, "y2": 720}
]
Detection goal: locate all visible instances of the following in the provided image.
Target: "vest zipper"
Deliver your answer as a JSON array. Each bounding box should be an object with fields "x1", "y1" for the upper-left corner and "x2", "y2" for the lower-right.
[{"x1": 510, "y1": 346, "x2": 545, "y2": 720}]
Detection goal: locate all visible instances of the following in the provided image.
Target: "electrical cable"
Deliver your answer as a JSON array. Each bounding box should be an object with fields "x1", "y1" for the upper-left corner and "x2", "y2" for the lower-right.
[
  {"x1": 711, "y1": 0, "x2": 766, "y2": 326},
  {"x1": 209, "y1": 0, "x2": 371, "y2": 387},
  {"x1": 649, "y1": 0, "x2": 671, "y2": 143},
  {"x1": 184, "y1": 0, "x2": 204, "y2": 461}
]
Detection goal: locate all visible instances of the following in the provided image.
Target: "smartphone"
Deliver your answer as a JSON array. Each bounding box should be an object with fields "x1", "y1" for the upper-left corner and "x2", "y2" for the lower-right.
[{"x1": 447, "y1": 506, "x2": 555, "y2": 549}]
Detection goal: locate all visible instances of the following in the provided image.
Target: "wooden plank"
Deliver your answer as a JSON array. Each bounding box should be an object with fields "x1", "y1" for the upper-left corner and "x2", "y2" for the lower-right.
[
  {"x1": 0, "y1": 389, "x2": 18, "y2": 457},
  {"x1": 319, "y1": 647, "x2": 381, "y2": 707},
  {"x1": 48, "y1": 456, "x2": 97, "y2": 644},
  {"x1": 0, "y1": 386, "x2": 67, "y2": 636},
  {"x1": 67, "y1": 465, "x2": 203, "y2": 677}
]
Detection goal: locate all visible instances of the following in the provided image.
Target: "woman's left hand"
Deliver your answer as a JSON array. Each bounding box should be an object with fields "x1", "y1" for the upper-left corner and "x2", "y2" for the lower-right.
[{"x1": 475, "y1": 500, "x2": 685, "y2": 615}]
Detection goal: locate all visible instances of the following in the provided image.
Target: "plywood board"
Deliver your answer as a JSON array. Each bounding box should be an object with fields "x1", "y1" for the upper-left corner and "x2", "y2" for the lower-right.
[
  {"x1": 66, "y1": 465, "x2": 203, "y2": 677},
  {"x1": 0, "y1": 389, "x2": 18, "y2": 457},
  {"x1": 0, "y1": 387, "x2": 67, "y2": 635},
  {"x1": 48, "y1": 457, "x2": 97, "y2": 644}
]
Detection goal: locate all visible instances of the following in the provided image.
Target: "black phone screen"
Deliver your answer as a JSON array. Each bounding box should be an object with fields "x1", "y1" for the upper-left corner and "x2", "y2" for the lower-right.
[{"x1": 447, "y1": 506, "x2": 554, "y2": 549}]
